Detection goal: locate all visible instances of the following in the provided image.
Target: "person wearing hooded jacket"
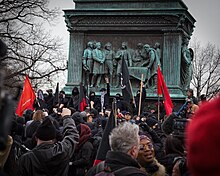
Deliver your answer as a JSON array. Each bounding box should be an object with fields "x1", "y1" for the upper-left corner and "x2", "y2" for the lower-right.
[
  {"x1": 69, "y1": 124, "x2": 93, "y2": 176},
  {"x1": 17, "y1": 108, "x2": 79, "y2": 176},
  {"x1": 68, "y1": 87, "x2": 80, "y2": 110}
]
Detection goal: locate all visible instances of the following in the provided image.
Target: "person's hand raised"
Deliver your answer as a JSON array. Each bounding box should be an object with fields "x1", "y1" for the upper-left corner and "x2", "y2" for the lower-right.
[{"x1": 61, "y1": 108, "x2": 71, "y2": 117}]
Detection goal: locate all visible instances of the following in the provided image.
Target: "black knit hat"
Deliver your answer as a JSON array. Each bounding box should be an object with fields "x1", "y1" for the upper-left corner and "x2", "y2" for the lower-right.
[
  {"x1": 35, "y1": 118, "x2": 56, "y2": 141},
  {"x1": 146, "y1": 117, "x2": 158, "y2": 128}
]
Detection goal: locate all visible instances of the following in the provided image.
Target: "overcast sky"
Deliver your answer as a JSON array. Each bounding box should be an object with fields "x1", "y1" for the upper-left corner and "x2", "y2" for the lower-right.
[{"x1": 48, "y1": 0, "x2": 220, "y2": 50}]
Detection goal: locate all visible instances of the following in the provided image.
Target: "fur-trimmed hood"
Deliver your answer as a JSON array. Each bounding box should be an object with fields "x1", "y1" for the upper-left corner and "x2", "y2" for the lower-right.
[{"x1": 140, "y1": 158, "x2": 166, "y2": 176}]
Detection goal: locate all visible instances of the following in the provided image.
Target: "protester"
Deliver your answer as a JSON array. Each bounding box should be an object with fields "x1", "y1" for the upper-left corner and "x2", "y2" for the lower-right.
[
  {"x1": 160, "y1": 135, "x2": 186, "y2": 176},
  {"x1": 11, "y1": 66, "x2": 216, "y2": 176},
  {"x1": 87, "y1": 122, "x2": 147, "y2": 176},
  {"x1": 69, "y1": 124, "x2": 93, "y2": 176},
  {"x1": 185, "y1": 98, "x2": 199, "y2": 118},
  {"x1": 186, "y1": 88, "x2": 198, "y2": 105},
  {"x1": 33, "y1": 89, "x2": 47, "y2": 111},
  {"x1": 24, "y1": 109, "x2": 44, "y2": 149},
  {"x1": 68, "y1": 87, "x2": 80, "y2": 110},
  {"x1": 44, "y1": 89, "x2": 55, "y2": 114},
  {"x1": 58, "y1": 90, "x2": 69, "y2": 107},
  {"x1": 17, "y1": 108, "x2": 79, "y2": 176},
  {"x1": 137, "y1": 135, "x2": 166, "y2": 176},
  {"x1": 124, "y1": 111, "x2": 135, "y2": 123},
  {"x1": 89, "y1": 91, "x2": 100, "y2": 110}
]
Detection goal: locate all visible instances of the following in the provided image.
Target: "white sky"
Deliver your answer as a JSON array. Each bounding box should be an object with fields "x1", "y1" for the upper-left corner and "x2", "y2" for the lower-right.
[{"x1": 48, "y1": 0, "x2": 220, "y2": 51}]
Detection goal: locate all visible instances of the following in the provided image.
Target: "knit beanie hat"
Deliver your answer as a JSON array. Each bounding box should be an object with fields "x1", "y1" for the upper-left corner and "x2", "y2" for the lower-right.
[
  {"x1": 35, "y1": 118, "x2": 56, "y2": 141},
  {"x1": 146, "y1": 116, "x2": 158, "y2": 128},
  {"x1": 186, "y1": 96, "x2": 220, "y2": 176}
]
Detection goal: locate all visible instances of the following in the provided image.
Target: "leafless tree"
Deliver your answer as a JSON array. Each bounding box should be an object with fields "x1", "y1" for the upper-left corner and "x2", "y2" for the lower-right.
[
  {"x1": 190, "y1": 38, "x2": 220, "y2": 99},
  {"x1": 0, "y1": 0, "x2": 67, "y2": 91}
]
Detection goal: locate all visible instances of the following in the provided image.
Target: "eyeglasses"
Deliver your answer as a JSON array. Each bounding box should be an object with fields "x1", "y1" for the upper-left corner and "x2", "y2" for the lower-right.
[{"x1": 139, "y1": 143, "x2": 154, "y2": 151}]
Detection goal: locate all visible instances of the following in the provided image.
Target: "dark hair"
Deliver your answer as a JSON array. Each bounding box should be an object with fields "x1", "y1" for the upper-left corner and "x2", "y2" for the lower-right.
[
  {"x1": 200, "y1": 94, "x2": 207, "y2": 101},
  {"x1": 165, "y1": 135, "x2": 184, "y2": 156},
  {"x1": 187, "y1": 88, "x2": 194, "y2": 95}
]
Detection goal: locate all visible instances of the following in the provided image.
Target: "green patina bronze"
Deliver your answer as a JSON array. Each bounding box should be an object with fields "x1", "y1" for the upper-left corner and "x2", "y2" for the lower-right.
[{"x1": 63, "y1": 0, "x2": 196, "y2": 99}]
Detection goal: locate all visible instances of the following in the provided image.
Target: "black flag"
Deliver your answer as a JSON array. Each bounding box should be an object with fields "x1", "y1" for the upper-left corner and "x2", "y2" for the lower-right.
[
  {"x1": 93, "y1": 111, "x2": 115, "y2": 166},
  {"x1": 53, "y1": 82, "x2": 59, "y2": 106},
  {"x1": 121, "y1": 57, "x2": 133, "y2": 102}
]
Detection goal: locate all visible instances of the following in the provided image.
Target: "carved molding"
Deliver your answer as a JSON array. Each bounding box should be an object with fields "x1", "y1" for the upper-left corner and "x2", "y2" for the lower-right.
[{"x1": 66, "y1": 15, "x2": 180, "y2": 26}]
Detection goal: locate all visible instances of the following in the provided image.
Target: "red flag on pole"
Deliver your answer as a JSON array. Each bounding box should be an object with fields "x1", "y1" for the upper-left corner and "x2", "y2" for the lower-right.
[
  {"x1": 157, "y1": 65, "x2": 173, "y2": 116},
  {"x1": 16, "y1": 75, "x2": 36, "y2": 117},
  {"x1": 79, "y1": 83, "x2": 87, "y2": 112}
]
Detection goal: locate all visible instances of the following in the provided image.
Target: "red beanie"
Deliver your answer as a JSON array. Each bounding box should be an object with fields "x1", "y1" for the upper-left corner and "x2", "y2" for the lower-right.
[{"x1": 186, "y1": 96, "x2": 220, "y2": 176}]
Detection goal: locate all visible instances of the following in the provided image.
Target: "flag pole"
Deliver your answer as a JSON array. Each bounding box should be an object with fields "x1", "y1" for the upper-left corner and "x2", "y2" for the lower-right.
[
  {"x1": 138, "y1": 74, "x2": 144, "y2": 116},
  {"x1": 157, "y1": 95, "x2": 160, "y2": 122},
  {"x1": 129, "y1": 80, "x2": 136, "y2": 108}
]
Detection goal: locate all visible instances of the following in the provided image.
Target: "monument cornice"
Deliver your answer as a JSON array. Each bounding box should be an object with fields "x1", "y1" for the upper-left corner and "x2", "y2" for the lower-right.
[{"x1": 64, "y1": 14, "x2": 194, "y2": 37}]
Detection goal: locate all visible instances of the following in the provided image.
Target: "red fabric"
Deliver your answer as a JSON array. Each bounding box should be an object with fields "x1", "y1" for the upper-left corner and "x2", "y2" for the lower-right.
[
  {"x1": 80, "y1": 98, "x2": 87, "y2": 112},
  {"x1": 186, "y1": 96, "x2": 220, "y2": 176},
  {"x1": 76, "y1": 124, "x2": 91, "y2": 150},
  {"x1": 157, "y1": 65, "x2": 173, "y2": 116},
  {"x1": 16, "y1": 75, "x2": 36, "y2": 117},
  {"x1": 93, "y1": 159, "x2": 102, "y2": 166},
  {"x1": 79, "y1": 83, "x2": 88, "y2": 111}
]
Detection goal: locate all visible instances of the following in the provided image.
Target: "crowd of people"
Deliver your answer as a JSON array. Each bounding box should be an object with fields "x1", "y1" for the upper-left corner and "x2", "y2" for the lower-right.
[{"x1": 0, "y1": 78, "x2": 219, "y2": 176}]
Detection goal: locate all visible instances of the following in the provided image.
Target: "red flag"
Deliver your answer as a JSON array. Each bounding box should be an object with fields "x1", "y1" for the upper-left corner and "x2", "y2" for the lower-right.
[
  {"x1": 79, "y1": 83, "x2": 87, "y2": 111},
  {"x1": 157, "y1": 65, "x2": 173, "y2": 116},
  {"x1": 16, "y1": 75, "x2": 36, "y2": 116}
]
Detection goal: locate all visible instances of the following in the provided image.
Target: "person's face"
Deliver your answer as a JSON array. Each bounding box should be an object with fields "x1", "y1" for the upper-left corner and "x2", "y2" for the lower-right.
[
  {"x1": 87, "y1": 115, "x2": 93, "y2": 123},
  {"x1": 187, "y1": 91, "x2": 192, "y2": 97},
  {"x1": 59, "y1": 93, "x2": 64, "y2": 98},
  {"x1": 138, "y1": 138, "x2": 155, "y2": 163},
  {"x1": 129, "y1": 136, "x2": 140, "y2": 159},
  {"x1": 125, "y1": 114, "x2": 131, "y2": 121}
]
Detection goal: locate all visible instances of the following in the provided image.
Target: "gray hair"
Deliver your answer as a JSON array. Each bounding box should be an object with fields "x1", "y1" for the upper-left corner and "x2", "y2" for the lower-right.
[{"x1": 109, "y1": 122, "x2": 139, "y2": 153}]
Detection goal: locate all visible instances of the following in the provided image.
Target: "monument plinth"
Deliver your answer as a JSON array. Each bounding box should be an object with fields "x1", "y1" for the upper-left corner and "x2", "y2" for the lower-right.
[{"x1": 63, "y1": 0, "x2": 195, "y2": 100}]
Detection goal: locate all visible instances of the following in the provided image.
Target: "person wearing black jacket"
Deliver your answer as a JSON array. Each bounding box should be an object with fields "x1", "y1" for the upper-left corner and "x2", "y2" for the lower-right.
[
  {"x1": 86, "y1": 122, "x2": 147, "y2": 176},
  {"x1": 68, "y1": 87, "x2": 80, "y2": 110},
  {"x1": 69, "y1": 124, "x2": 93, "y2": 176},
  {"x1": 17, "y1": 108, "x2": 79, "y2": 176}
]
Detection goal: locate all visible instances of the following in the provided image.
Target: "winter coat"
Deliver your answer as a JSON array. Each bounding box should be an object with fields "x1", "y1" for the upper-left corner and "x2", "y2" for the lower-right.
[
  {"x1": 69, "y1": 124, "x2": 93, "y2": 176},
  {"x1": 17, "y1": 117, "x2": 79, "y2": 176},
  {"x1": 141, "y1": 158, "x2": 166, "y2": 176},
  {"x1": 160, "y1": 153, "x2": 180, "y2": 176},
  {"x1": 104, "y1": 151, "x2": 148, "y2": 176}
]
